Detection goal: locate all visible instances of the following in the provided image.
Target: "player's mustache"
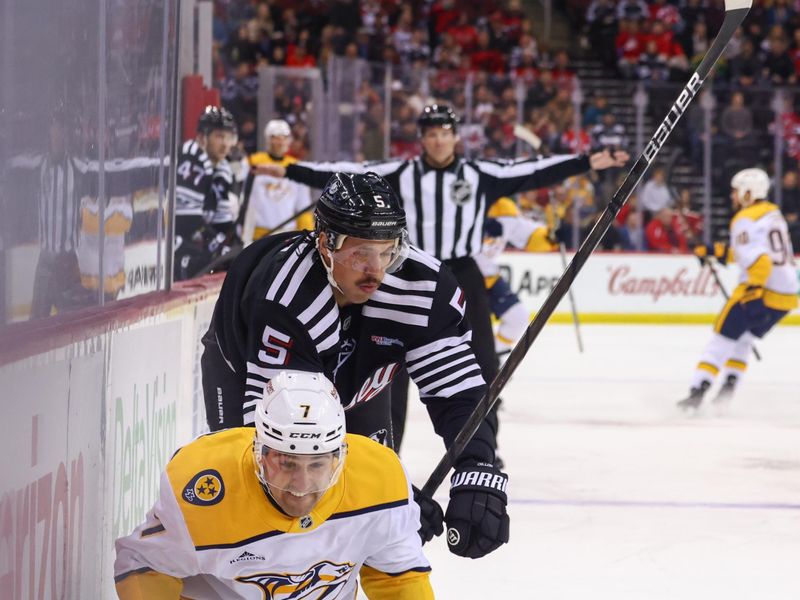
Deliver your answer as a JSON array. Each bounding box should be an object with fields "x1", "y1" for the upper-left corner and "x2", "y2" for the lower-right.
[{"x1": 357, "y1": 277, "x2": 380, "y2": 286}]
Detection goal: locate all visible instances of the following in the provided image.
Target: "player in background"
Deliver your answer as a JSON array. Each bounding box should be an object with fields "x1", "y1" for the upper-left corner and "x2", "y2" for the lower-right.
[
  {"x1": 239, "y1": 119, "x2": 314, "y2": 245},
  {"x1": 475, "y1": 197, "x2": 556, "y2": 356},
  {"x1": 174, "y1": 110, "x2": 215, "y2": 241},
  {"x1": 115, "y1": 370, "x2": 433, "y2": 599},
  {"x1": 173, "y1": 106, "x2": 242, "y2": 280},
  {"x1": 201, "y1": 171, "x2": 509, "y2": 559},
  {"x1": 679, "y1": 168, "x2": 798, "y2": 409},
  {"x1": 202, "y1": 107, "x2": 240, "y2": 241}
]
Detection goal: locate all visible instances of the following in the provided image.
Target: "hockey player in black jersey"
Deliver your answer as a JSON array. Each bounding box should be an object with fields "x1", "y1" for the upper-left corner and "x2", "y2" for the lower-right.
[
  {"x1": 174, "y1": 106, "x2": 242, "y2": 280},
  {"x1": 202, "y1": 171, "x2": 509, "y2": 559},
  {"x1": 258, "y1": 103, "x2": 629, "y2": 449}
]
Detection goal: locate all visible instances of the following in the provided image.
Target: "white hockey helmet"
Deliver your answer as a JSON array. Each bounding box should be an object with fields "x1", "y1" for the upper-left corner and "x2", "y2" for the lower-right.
[
  {"x1": 264, "y1": 118, "x2": 291, "y2": 138},
  {"x1": 254, "y1": 371, "x2": 347, "y2": 504},
  {"x1": 730, "y1": 168, "x2": 770, "y2": 206},
  {"x1": 254, "y1": 370, "x2": 345, "y2": 455}
]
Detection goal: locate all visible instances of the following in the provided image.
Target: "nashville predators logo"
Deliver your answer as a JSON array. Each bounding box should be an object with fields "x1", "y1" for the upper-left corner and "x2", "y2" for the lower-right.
[
  {"x1": 182, "y1": 469, "x2": 225, "y2": 506},
  {"x1": 237, "y1": 560, "x2": 354, "y2": 599}
]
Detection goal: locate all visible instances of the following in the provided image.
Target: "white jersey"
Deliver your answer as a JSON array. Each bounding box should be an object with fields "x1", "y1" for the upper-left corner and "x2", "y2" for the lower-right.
[
  {"x1": 248, "y1": 174, "x2": 311, "y2": 231},
  {"x1": 730, "y1": 202, "x2": 799, "y2": 298},
  {"x1": 115, "y1": 430, "x2": 431, "y2": 600},
  {"x1": 476, "y1": 198, "x2": 551, "y2": 278}
]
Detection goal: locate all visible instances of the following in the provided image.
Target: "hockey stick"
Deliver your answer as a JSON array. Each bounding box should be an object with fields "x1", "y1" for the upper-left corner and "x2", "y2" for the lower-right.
[
  {"x1": 704, "y1": 258, "x2": 762, "y2": 361},
  {"x1": 513, "y1": 124, "x2": 543, "y2": 152},
  {"x1": 559, "y1": 242, "x2": 585, "y2": 353},
  {"x1": 420, "y1": 0, "x2": 752, "y2": 498}
]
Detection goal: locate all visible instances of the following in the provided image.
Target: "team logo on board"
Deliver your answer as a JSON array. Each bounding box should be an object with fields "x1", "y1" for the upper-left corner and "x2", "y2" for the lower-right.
[
  {"x1": 182, "y1": 469, "x2": 225, "y2": 506},
  {"x1": 237, "y1": 560, "x2": 354, "y2": 599},
  {"x1": 449, "y1": 179, "x2": 472, "y2": 206}
]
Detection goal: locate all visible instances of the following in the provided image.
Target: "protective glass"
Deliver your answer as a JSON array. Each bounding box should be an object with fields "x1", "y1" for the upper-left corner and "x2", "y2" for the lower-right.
[
  {"x1": 331, "y1": 234, "x2": 409, "y2": 275},
  {"x1": 260, "y1": 446, "x2": 346, "y2": 497}
]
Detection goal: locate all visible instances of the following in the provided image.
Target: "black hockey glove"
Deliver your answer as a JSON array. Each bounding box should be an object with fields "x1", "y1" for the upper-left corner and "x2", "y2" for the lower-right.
[
  {"x1": 413, "y1": 485, "x2": 444, "y2": 544},
  {"x1": 445, "y1": 461, "x2": 509, "y2": 558}
]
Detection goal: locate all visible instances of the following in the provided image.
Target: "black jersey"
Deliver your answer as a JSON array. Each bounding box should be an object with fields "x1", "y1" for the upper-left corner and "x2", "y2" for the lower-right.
[
  {"x1": 203, "y1": 231, "x2": 495, "y2": 463},
  {"x1": 175, "y1": 140, "x2": 214, "y2": 216},
  {"x1": 207, "y1": 159, "x2": 239, "y2": 225},
  {"x1": 285, "y1": 153, "x2": 591, "y2": 260}
]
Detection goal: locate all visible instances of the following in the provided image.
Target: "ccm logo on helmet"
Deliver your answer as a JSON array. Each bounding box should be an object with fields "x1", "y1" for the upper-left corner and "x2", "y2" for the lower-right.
[{"x1": 289, "y1": 432, "x2": 322, "y2": 439}]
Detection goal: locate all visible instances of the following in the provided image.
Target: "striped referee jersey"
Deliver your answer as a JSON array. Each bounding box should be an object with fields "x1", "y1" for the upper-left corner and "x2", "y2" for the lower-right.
[
  {"x1": 204, "y1": 230, "x2": 495, "y2": 462},
  {"x1": 285, "y1": 153, "x2": 591, "y2": 260},
  {"x1": 37, "y1": 153, "x2": 85, "y2": 253}
]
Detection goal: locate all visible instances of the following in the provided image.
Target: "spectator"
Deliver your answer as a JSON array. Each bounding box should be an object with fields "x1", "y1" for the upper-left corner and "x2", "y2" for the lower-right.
[
  {"x1": 680, "y1": 0, "x2": 706, "y2": 38},
  {"x1": 616, "y1": 0, "x2": 649, "y2": 22},
  {"x1": 524, "y1": 69, "x2": 557, "y2": 111},
  {"x1": 616, "y1": 19, "x2": 646, "y2": 78},
  {"x1": 648, "y1": 0, "x2": 682, "y2": 30},
  {"x1": 720, "y1": 91, "x2": 754, "y2": 143},
  {"x1": 762, "y1": 35, "x2": 796, "y2": 84},
  {"x1": 645, "y1": 207, "x2": 687, "y2": 253},
  {"x1": 728, "y1": 38, "x2": 760, "y2": 87},
  {"x1": 551, "y1": 50, "x2": 576, "y2": 89},
  {"x1": 640, "y1": 167, "x2": 674, "y2": 218},
  {"x1": 684, "y1": 20, "x2": 709, "y2": 68},
  {"x1": 618, "y1": 210, "x2": 646, "y2": 251},
  {"x1": 447, "y1": 12, "x2": 480, "y2": 53},
  {"x1": 767, "y1": 0, "x2": 795, "y2": 31},
  {"x1": 590, "y1": 111, "x2": 628, "y2": 151},
  {"x1": 674, "y1": 188, "x2": 704, "y2": 247},
  {"x1": 509, "y1": 32, "x2": 538, "y2": 70},
  {"x1": 636, "y1": 39, "x2": 669, "y2": 80},
  {"x1": 583, "y1": 94, "x2": 609, "y2": 127},
  {"x1": 586, "y1": 0, "x2": 619, "y2": 68},
  {"x1": 470, "y1": 29, "x2": 505, "y2": 73}
]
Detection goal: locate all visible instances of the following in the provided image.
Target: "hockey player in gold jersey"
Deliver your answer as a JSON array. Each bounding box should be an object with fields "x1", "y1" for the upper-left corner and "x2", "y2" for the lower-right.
[
  {"x1": 240, "y1": 119, "x2": 314, "y2": 244},
  {"x1": 475, "y1": 197, "x2": 555, "y2": 354},
  {"x1": 679, "y1": 168, "x2": 799, "y2": 409},
  {"x1": 115, "y1": 371, "x2": 433, "y2": 599}
]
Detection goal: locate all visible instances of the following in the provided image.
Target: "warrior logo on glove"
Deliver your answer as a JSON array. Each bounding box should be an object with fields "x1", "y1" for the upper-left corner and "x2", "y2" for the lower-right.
[{"x1": 445, "y1": 462, "x2": 510, "y2": 559}]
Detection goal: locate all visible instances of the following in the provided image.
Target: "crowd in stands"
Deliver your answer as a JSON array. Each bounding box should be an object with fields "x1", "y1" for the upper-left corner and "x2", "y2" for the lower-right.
[{"x1": 211, "y1": 0, "x2": 800, "y2": 254}]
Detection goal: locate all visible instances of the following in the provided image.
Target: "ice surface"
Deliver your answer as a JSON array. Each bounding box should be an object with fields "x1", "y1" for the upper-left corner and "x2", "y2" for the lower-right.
[{"x1": 395, "y1": 324, "x2": 800, "y2": 599}]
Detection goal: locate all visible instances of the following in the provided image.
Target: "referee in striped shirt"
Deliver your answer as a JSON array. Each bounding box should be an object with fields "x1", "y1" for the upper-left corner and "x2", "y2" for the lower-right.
[
  {"x1": 30, "y1": 116, "x2": 85, "y2": 319},
  {"x1": 261, "y1": 104, "x2": 629, "y2": 447}
]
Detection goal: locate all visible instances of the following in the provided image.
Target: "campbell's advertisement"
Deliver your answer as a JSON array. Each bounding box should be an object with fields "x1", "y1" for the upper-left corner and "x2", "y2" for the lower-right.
[{"x1": 497, "y1": 251, "x2": 800, "y2": 320}]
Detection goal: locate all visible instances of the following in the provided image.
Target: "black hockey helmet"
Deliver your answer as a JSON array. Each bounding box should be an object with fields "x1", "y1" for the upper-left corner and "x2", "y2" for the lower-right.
[
  {"x1": 315, "y1": 172, "x2": 407, "y2": 243},
  {"x1": 197, "y1": 105, "x2": 237, "y2": 135},
  {"x1": 417, "y1": 103, "x2": 459, "y2": 134}
]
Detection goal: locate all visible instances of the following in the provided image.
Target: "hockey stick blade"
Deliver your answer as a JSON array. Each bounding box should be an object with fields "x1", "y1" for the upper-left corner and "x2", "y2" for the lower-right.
[
  {"x1": 420, "y1": 0, "x2": 752, "y2": 498},
  {"x1": 513, "y1": 124, "x2": 542, "y2": 151}
]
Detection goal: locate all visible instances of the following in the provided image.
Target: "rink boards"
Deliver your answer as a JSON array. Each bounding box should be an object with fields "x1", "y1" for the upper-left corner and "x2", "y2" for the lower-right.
[{"x1": 498, "y1": 251, "x2": 800, "y2": 325}]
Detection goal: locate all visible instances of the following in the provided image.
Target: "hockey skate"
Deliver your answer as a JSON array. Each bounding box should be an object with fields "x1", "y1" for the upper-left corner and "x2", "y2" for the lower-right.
[
  {"x1": 713, "y1": 374, "x2": 738, "y2": 404},
  {"x1": 677, "y1": 381, "x2": 711, "y2": 411}
]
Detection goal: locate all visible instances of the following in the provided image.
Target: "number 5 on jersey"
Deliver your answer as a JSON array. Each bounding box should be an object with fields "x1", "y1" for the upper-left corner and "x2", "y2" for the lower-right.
[{"x1": 258, "y1": 326, "x2": 293, "y2": 365}]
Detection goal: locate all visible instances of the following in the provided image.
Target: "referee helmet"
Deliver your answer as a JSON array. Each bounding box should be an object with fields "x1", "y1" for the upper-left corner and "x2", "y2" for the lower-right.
[{"x1": 417, "y1": 103, "x2": 459, "y2": 134}]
